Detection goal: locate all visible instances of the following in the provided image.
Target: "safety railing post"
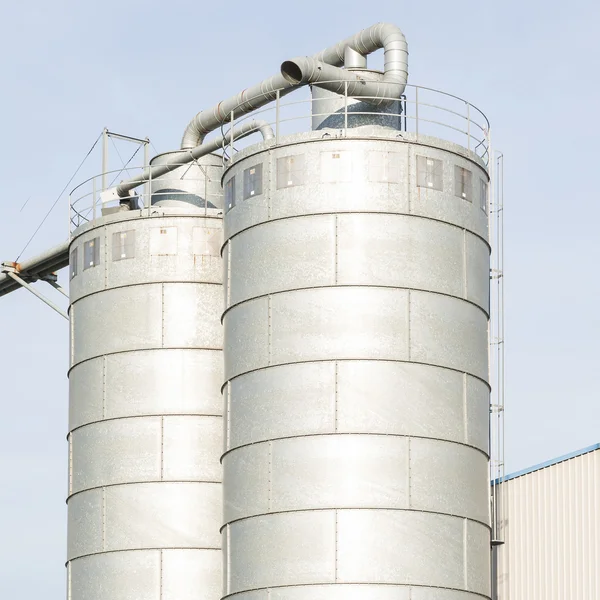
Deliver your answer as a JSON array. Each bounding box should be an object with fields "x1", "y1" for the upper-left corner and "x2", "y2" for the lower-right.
[
  {"x1": 102, "y1": 128, "x2": 108, "y2": 191},
  {"x1": 92, "y1": 177, "x2": 97, "y2": 222},
  {"x1": 467, "y1": 102, "x2": 471, "y2": 151},
  {"x1": 144, "y1": 138, "x2": 149, "y2": 209},
  {"x1": 148, "y1": 159, "x2": 152, "y2": 217},
  {"x1": 344, "y1": 81, "x2": 349, "y2": 136},
  {"x1": 68, "y1": 193, "x2": 72, "y2": 238},
  {"x1": 230, "y1": 111, "x2": 235, "y2": 163},
  {"x1": 276, "y1": 90, "x2": 280, "y2": 146},
  {"x1": 415, "y1": 87, "x2": 419, "y2": 139}
]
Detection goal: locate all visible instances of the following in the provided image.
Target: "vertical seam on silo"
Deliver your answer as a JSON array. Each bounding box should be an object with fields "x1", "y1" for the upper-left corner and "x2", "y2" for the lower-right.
[
  {"x1": 463, "y1": 517, "x2": 468, "y2": 590},
  {"x1": 268, "y1": 295, "x2": 272, "y2": 366},
  {"x1": 102, "y1": 487, "x2": 106, "y2": 551},
  {"x1": 334, "y1": 509, "x2": 338, "y2": 582},
  {"x1": 463, "y1": 373, "x2": 468, "y2": 445},
  {"x1": 268, "y1": 440, "x2": 272, "y2": 511},
  {"x1": 160, "y1": 416, "x2": 165, "y2": 481},
  {"x1": 463, "y1": 229, "x2": 468, "y2": 299},
  {"x1": 407, "y1": 290, "x2": 411, "y2": 360},
  {"x1": 408, "y1": 437, "x2": 412, "y2": 508},
  {"x1": 334, "y1": 215, "x2": 339, "y2": 285},
  {"x1": 334, "y1": 361, "x2": 338, "y2": 433},
  {"x1": 102, "y1": 355, "x2": 106, "y2": 420},
  {"x1": 159, "y1": 549, "x2": 163, "y2": 600}
]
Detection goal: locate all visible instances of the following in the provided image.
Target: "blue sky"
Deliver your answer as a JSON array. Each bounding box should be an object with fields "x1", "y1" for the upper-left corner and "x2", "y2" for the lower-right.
[{"x1": 1, "y1": 0, "x2": 599, "y2": 597}]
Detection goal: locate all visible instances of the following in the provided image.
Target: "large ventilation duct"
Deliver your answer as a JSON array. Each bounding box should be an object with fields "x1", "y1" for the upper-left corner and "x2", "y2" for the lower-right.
[
  {"x1": 280, "y1": 56, "x2": 406, "y2": 104},
  {"x1": 180, "y1": 22, "x2": 408, "y2": 149}
]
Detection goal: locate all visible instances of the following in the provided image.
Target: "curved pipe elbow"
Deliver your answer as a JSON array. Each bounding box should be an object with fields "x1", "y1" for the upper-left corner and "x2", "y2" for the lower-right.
[
  {"x1": 281, "y1": 57, "x2": 404, "y2": 105},
  {"x1": 181, "y1": 22, "x2": 408, "y2": 148}
]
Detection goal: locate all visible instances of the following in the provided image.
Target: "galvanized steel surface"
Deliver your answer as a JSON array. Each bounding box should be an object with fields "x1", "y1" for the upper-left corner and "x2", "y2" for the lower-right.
[
  {"x1": 149, "y1": 153, "x2": 223, "y2": 209},
  {"x1": 495, "y1": 447, "x2": 600, "y2": 600},
  {"x1": 221, "y1": 133, "x2": 491, "y2": 599},
  {"x1": 68, "y1": 207, "x2": 223, "y2": 600}
]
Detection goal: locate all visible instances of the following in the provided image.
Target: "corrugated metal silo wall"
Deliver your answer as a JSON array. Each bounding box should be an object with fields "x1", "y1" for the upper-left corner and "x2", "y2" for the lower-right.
[
  {"x1": 66, "y1": 204, "x2": 223, "y2": 600},
  {"x1": 221, "y1": 131, "x2": 492, "y2": 599}
]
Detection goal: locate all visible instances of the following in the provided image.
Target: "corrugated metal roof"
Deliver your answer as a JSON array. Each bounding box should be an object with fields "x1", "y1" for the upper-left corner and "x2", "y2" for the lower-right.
[{"x1": 501, "y1": 442, "x2": 600, "y2": 483}]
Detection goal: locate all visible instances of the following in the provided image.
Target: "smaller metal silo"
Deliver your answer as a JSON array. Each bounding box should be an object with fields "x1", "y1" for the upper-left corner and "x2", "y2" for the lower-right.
[{"x1": 66, "y1": 154, "x2": 224, "y2": 600}]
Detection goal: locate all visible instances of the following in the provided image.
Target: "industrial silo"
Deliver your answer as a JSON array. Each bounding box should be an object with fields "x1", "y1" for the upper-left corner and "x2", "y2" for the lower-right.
[
  {"x1": 219, "y1": 23, "x2": 492, "y2": 600},
  {"x1": 66, "y1": 155, "x2": 224, "y2": 600},
  {"x1": 0, "y1": 21, "x2": 494, "y2": 600}
]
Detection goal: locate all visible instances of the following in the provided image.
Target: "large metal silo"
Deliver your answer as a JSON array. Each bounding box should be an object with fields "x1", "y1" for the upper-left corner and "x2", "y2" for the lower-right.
[
  {"x1": 221, "y1": 92, "x2": 492, "y2": 598},
  {"x1": 66, "y1": 155, "x2": 224, "y2": 600}
]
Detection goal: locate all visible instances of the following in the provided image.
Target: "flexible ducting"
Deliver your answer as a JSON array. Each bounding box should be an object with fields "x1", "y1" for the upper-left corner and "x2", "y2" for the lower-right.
[{"x1": 180, "y1": 22, "x2": 408, "y2": 149}]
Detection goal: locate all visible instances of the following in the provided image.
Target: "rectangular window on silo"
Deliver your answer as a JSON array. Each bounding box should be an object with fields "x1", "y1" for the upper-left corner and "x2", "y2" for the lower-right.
[
  {"x1": 83, "y1": 238, "x2": 100, "y2": 270},
  {"x1": 454, "y1": 165, "x2": 473, "y2": 201},
  {"x1": 112, "y1": 230, "x2": 136, "y2": 261},
  {"x1": 417, "y1": 155, "x2": 443, "y2": 191},
  {"x1": 480, "y1": 179, "x2": 489, "y2": 213},
  {"x1": 321, "y1": 151, "x2": 352, "y2": 183},
  {"x1": 369, "y1": 151, "x2": 401, "y2": 183},
  {"x1": 70, "y1": 247, "x2": 78, "y2": 280},
  {"x1": 243, "y1": 163, "x2": 263, "y2": 199},
  {"x1": 225, "y1": 176, "x2": 236, "y2": 212},
  {"x1": 277, "y1": 155, "x2": 305, "y2": 189}
]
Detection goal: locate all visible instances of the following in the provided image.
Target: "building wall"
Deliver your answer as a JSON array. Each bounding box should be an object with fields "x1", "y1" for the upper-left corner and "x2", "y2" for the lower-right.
[{"x1": 496, "y1": 446, "x2": 600, "y2": 600}]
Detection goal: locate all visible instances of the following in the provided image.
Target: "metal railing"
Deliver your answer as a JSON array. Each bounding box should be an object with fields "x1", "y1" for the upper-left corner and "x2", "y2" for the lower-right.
[
  {"x1": 70, "y1": 82, "x2": 490, "y2": 233},
  {"x1": 220, "y1": 81, "x2": 490, "y2": 165},
  {"x1": 69, "y1": 165, "x2": 224, "y2": 234}
]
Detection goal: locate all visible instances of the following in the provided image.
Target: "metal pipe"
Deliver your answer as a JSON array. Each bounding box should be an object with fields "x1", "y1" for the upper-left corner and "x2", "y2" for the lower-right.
[
  {"x1": 0, "y1": 240, "x2": 70, "y2": 297},
  {"x1": 180, "y1": 75, "x2": 295, "y2": 149},
  {"x1": 102, "y1": 128, "x2": 108, "y2": 191},
  {"x1": 344, "y1": 46, "x2": 367, "y2": 69},
  {"x1": 116, "y1": 119, "x2": 274, "y2": 198},
  {"x1": 180, "y1": 22, "x2": 408, "y2": 149},
  {"x1": 280, "y1": 57, "x2": 404, "y2": 106}
]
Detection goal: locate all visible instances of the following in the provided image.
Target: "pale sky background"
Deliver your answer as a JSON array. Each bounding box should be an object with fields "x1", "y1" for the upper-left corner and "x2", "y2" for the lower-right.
[{"x1": 0, "y1": 0, "x2": 599, "y2": 597}]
